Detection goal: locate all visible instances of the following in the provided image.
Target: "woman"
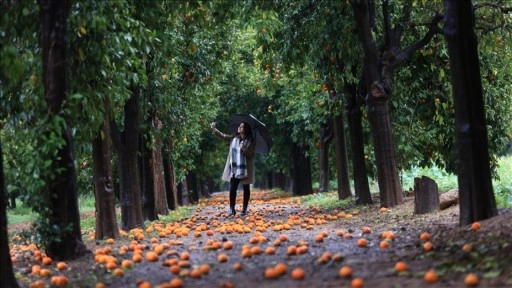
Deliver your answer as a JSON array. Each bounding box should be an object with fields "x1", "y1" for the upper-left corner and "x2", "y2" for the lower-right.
[{"x1": 211, "y1": 121, "x2": 255, "y2": 216}]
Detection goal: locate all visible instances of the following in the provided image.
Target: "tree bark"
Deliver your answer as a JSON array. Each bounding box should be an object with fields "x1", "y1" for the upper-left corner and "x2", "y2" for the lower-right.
[
  {"x1": 0, "y1": 143, "x2": 19, "y2": 288},
  {"x1": 110, "y1": 88, "x2": 144, "y2": 230},
  {"x1": 443, "y1": 0, "x2": 497, "y2": 225},
  {"x1": 163, "y1": 152, "x2": 178, "y2": 210},
  {"x1": 318, "y1": 121, "x2": 333, "y2": 192},
  {"x1": 93, "y1": 107, "x2": 119, "y2": 240},
  {"x1": 153, "y1": 137, "x2": 169, "y2": 215},
  {"x1": 39, "y1": 0, "x2": 87, "y2": 259},
  {"x1": 352, "y1": 0, "x2": 403, "y2": 208},
  {"x1": 345, "y1": 79, "x2": 372, "y2": 204},
  {"x1": 187, "y1": 172, "x2": 199, "y2": 204},
  {"x1": 413, "y1": 176, "x2": 440, "y2": 214},
  {"x1": 141, "y1": 133, "x2": 158, "y2": 222},
  {"x1": 292, "y1": 143, "x2": 313, "y2": 196},
  {"x1": 331, "y1": 115, "x2": 352, "y2": 199}
]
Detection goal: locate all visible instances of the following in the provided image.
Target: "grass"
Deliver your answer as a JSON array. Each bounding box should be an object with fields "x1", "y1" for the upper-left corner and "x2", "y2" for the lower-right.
[{"x1": 300, "y1": 191, "x2": 356, "y2": 212}]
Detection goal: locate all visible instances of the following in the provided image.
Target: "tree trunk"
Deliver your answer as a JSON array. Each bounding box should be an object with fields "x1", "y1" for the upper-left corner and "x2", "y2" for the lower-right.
[
  {"x1": 352, "y1": 1, "x2": 403, "y2": 208},
  {"x1": 141, "y1": 133, "x2": 158, "y2": 222},
  {"x1": 93, "y1": 111, "x2": 119, "y2": 240},
  {"x1": 153, "y1": 137, "x2": 168, "y2": 215},
  {"x1": 110, "y1": 88, "x2": 144, "y2": 230},
  {"x1": 163, "y1": 153, "x2": 178, "y2": 210},
  {"x1": 187, "y1": 172, "x2": 199, "y2": 204},
  {"x1": 318, "y1": 121, "x2": 333, "y2": 192},
  {"x1": 443, "y1": 0, "x2": 497, "y2": 225},
  {"x1": 0, "y1": 143, "x2": 19, "y2": 287},
  {"x1": 39, "y1": 0, "x2": 87, "y2": 259},
  {"x1": 413, "y1": 176, "x2": 440, "y2": 214},
  {"x1": 292, "y1": 143, "x2": 313, "y2": 196},
  {"x1": 177, "y1": 182, "x2": 184, "y2": 206},
  {"x1": 332, "y1": 115, "x2": 352, "y2": 199},
  {"x1": 345, "y1": 80, "x2": 372, "y2": 204}
]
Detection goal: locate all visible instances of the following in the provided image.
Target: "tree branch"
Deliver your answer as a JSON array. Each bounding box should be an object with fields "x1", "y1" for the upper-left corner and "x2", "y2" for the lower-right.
[{"x1": 390, "y1": 12, "x2": 443, "y2": 70}]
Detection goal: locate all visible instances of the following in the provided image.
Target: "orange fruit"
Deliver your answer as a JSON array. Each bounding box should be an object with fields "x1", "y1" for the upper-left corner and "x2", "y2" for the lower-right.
[
  {"x1": 379, "y1": 240, "x2": 390, "y2": 249},
  {"x1": 464, "y1": 273, "x2": 479, "y2": 287},
  {"x1": 264, "y1": 267, "x2": 279, "y2": 279},
  {"x1": 39, "y1": 268, "x2": 51, "y2": 277},
  {"x1": 223, "y1": 241, "x2": 233, "y2": 250},
  {"x1": 56, "y1": 261, "x2": 68, "y2": 270},
  {"x1": 470, "y1": 222, "x2": 481, "y2": 231},
  {"x1": 362, "y1": 227, "x2": 371, "y2": 234},
  {"x1": 112, "y1": 268, "x2": 124, "y2": 277},
  {"x1": 424, "y1": 270, "x2": 438, "y2": 283},
  {"x1": 274, "y1": 263, "x2": 287, "y2": 275},
  {"x1": 31, "y1": 265, "x2": 42, "y2": 275},
  {"x1": 138, "y1": 281, "x2": 152, "y2": 288},
  {"x1": 233, "y1": 262, "x2": 243, "y2": 271},
  {"x1": 241, "y1": 248, "x2": 252, "y2": 258},
  {"x1": 133, "y1": 253, "x2": 143, "y2": 263},
  {"x1": 356, "y1": 238, "x2": 368, "y2": 247},
  {"x1": 199, "y1": 264, "x2": 210, "y2": 274},
  {"x1": 332, "y1": 253, "x2": 344, "y2": 262},
  {"x1": 42, "y1": 256, "x2": 53, "y2": 265},
  {"x1": 423, "y1": 241, "x2": 433, "y2": 252},
  {"x1": 339, "y1": 266, "x2": 352, "y2": 278},
  {"x1": 189, "y1": 268, "x2": 202, "y2": 278},
  {"x1": 121, "y1": 259, "x2": 133, "y2": 269},
  {"x1": 250, "y1": 246, "x2": 262, "y2": 255},
  {"x1": 420, "y1": 232, "x2": 430, "y2": 241},
  {"x1": 351, "y1": 278, "x2": 364, "y2": 288},
  {"x1": 394, "y1": 261, "x2": 408, "y2": 272},
  {"x1": 265, "y1": 246, "x2": 276, "y2": 255},
  {"x1": 106, "y1": 238, "x2": 114, "y2": 244},
  {"x1": 462, "y1": 244, "x2": 473, "y2": 252},
  {"x1": 153, "y1": 244, "x2": 164, "y2": 255},
  {"x1": 291, "y1": 268, "x2": 305, "y2": 280},
  {"x1": 145, "y1": 251, "x2": 159, "y2": 262},
  {"x1": 29, "y1": 280, "x2": 45, "y2": 288},
  {"x1": 105, "y1": 260, "x2": 117, "y2": 270},
  {"x1": 279, "y1": 234, "x2": 288, "y2": 242},
  {"x1": 169, "y1": 278, "x2": 183, "y2": 288},
  {"x1": 169, "y1": 265, "x2": 180, "y2": 274},
  {"x1": 218, "y1": 253, "x2": 228, "y2": 262},
  {"x1": 287, "y1": 245, "x2": 297, "y2": 255},
  {"x1": 180, "y1": 251, "x2": 190, "y2": 260},
  {"x1": 51, "y1": 276, "x2": 69, "y2": 287},
  {"x1": 314, "y1": 234, "x2": 324, "y2": 242}
]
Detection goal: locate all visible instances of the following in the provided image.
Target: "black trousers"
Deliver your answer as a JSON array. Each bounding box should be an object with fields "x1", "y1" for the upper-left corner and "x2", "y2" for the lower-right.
[{"x1": 229, "y1": 177, "x2": 250, "y2": 209}]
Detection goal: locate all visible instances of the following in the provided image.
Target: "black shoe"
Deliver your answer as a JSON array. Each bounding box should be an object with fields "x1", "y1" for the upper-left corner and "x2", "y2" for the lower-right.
[
  {"x1": 241, "y1": 207, "x2": 248, "y2": 216},
  {"x1": 229, "y1": 206, "x2": 236, "y2": 216}
]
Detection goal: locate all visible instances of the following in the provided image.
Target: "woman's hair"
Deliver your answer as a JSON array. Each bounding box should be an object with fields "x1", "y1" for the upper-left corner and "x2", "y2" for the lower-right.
[{"x1": 242, "y1": 121, "x2": 252, "y2": 138}]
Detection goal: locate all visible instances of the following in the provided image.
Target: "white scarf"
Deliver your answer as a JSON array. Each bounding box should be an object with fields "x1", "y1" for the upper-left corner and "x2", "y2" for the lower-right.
[{"x1": 230, "y1": 136, "x2": 247, "y2": 179}]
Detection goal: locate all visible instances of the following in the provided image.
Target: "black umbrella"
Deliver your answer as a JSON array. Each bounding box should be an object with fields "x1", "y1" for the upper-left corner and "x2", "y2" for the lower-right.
[{"x1": 228, "y1": 113, "x2": 273, "y2": 154}]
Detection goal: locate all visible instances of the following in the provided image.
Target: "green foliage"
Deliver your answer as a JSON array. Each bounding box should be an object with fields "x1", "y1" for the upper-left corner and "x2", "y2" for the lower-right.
[
  {"x1": 494, "y1": 155, "x2": 512, "y2": 207},
  {"x1": 401, "y1": 165, "x2": 458, "y2": 192}
]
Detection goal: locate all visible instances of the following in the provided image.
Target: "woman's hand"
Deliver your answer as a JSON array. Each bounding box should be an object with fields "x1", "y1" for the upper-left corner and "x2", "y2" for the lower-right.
[{"x1": 210, "y1": 122, "x2": 216, "y2": 129}]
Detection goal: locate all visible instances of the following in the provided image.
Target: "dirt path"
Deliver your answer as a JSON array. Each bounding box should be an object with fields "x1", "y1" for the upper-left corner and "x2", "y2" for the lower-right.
[{"x1": 11, "y1": 190, "x2": 512, "y2": 287}]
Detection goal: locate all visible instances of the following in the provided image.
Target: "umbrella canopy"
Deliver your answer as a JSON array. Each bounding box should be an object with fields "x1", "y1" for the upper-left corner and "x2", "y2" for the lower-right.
[{"x1": 228, "y1": 114, "x2": 273, "y2": 154}]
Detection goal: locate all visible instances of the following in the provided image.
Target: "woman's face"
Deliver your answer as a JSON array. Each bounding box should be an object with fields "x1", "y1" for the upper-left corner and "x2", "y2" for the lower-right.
[{"x1": 237, "y1": 123, "x2": 245, "y2": 135}]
